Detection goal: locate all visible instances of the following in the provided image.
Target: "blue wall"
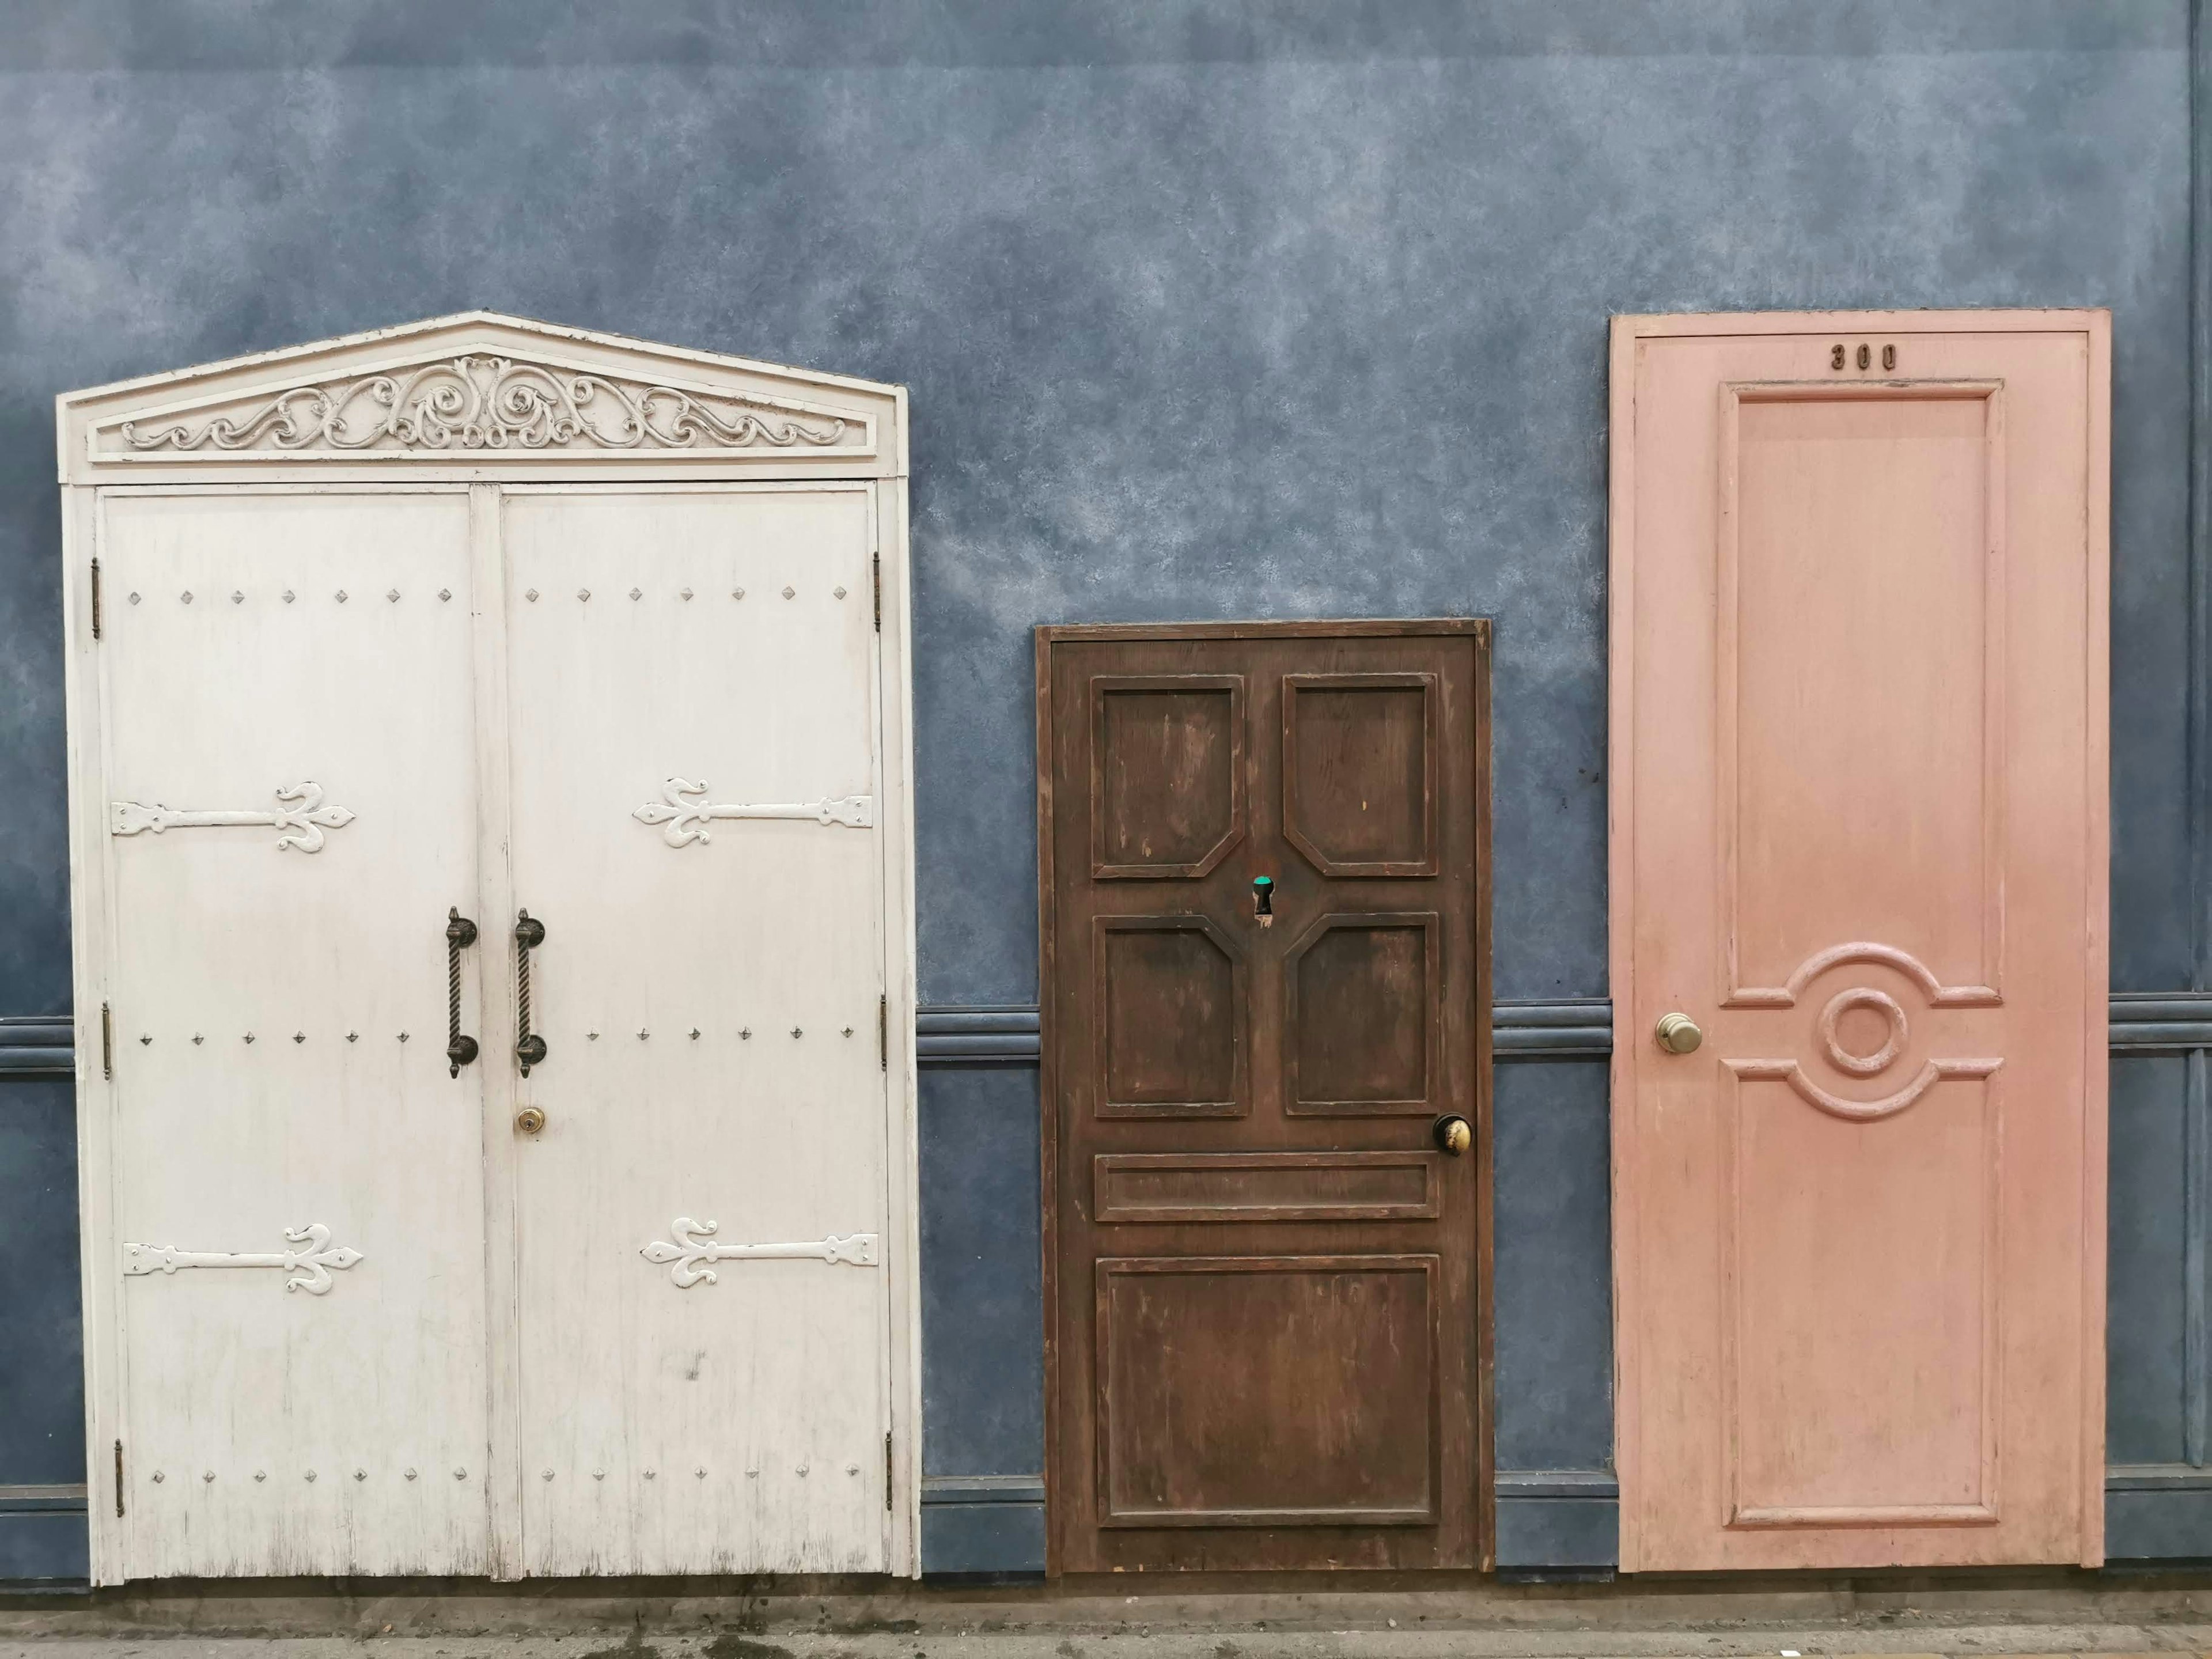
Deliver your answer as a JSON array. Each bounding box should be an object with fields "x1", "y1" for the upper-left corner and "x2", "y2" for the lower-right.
[{"x1": 0, "y1": 1, "x2": 2205, "y2": 1577}]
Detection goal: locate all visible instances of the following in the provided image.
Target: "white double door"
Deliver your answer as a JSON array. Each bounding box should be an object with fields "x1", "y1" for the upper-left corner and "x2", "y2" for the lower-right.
[{"x1": 94, "y1": 482, "x2": 893, "y2": 1578}]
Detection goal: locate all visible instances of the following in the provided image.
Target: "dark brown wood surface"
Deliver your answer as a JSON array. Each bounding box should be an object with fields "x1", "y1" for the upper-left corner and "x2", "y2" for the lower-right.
[{"x1": 1037, "y1": 620, "x2": 1493, "y2": 1573}]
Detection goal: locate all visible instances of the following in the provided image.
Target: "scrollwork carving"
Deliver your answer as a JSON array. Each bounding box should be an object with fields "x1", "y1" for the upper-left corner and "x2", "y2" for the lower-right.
[{"x1": 119, "y1": 357, "x2": 850, "y2": 454}]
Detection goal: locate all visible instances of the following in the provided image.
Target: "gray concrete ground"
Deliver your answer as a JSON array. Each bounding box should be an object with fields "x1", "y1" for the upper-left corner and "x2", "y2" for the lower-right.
[{"x1": 13, "y1": 1580, "x2": 2212, "y2": 1657}]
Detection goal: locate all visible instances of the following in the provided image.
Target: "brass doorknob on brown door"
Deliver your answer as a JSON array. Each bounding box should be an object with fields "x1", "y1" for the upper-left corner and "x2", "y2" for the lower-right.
[
  {"x1": 1654, "y1": 1012, "x2": 1703, "y2": 1054},
  {"x1": 514, "y1": 1107, "x2": 546, "y2": 1135},
  {"x1": 1433, "y1": 1115, "x2": 1472, "y2": 1156}
]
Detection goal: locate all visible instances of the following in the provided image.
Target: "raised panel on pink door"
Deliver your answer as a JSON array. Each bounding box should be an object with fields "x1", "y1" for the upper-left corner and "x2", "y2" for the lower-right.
[{"x1": 1609, "y1": 312, "x2": 2107, "y2": 1572}]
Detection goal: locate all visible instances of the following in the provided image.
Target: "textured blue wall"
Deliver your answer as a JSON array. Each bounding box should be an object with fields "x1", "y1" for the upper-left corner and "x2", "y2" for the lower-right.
[{"x1": 0, "y1": 0, "x2": 2198, "y2": 1577}]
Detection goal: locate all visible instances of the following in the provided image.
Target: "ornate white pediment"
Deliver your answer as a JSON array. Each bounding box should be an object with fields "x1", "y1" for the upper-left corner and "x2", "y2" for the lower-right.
[{"x1": 58, "y1": 312, "x2": 901, "y2": 482}]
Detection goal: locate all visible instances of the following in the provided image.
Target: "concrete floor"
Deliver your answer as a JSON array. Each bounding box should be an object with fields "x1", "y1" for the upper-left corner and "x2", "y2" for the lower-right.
[{"x1": 12, "y1": 1577, "x2": 2212, "y2": 1657}]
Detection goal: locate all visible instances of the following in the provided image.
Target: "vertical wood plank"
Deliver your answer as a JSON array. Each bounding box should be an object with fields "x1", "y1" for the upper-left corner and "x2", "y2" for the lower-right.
[
  {"x1": 876, "y1": 465, "x2": 923, "y2": 1574},
  {"x1": 62, "y1": 482, "x2": 124, "y2": 1582},
  {"x1": 470, "y1": 482, "x2": 525, "y2": 1579}
]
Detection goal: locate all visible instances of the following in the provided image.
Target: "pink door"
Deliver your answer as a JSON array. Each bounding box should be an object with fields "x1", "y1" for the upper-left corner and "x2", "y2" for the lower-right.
[{"x1": 1609, "y1": 312, "x2": 2109, "y2": 1571}]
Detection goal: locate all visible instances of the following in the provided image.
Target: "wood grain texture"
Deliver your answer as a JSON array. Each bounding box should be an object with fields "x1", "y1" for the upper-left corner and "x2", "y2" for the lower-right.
[
  {"x1": 1608, "y1": 309, "x2": 2109, "y2": 1572},
  {"x1": 1037, "y1": 620, "x2": 1492, "y2": 1573},
  {"x1": 95, "y1": 489, "x2": 492, "y2": 1578},
  {"x1": 501, "y1": 484, "x2": 891, "y2": 1577}
]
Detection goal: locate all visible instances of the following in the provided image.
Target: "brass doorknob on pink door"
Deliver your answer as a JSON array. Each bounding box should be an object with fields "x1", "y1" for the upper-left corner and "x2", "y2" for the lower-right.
[
  {"x1": 1654, "y1": 1012, "x2": 1703, "y2": 1054},
  {"x1": 1433, "y1": 1115, "x2": 1472, "y2": 1156}
]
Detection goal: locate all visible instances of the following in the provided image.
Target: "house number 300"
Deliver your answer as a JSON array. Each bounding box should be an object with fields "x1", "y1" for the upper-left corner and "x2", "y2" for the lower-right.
[{"x1": 1832, "y1": 342, "x2": 1897, "y2": 371}]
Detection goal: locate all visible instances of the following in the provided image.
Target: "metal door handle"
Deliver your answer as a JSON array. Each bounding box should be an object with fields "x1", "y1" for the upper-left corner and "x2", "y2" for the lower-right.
[
  {"x1": 445, "y1": 908, "x2": 480, "y2": 1078},
  {"x1": 1654, "y1": 1012, "x2": 1703, "y2": 1054},
  {"x1": 1433, "y1": 1115, "x2": 1472, "y2": 1157},
  {"x1": 514, "y1": 910, "x2": 548, "y2": 1075}
]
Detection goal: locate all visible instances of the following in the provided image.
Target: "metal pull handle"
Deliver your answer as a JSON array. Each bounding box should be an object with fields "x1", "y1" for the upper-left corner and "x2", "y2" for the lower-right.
[
  {"x1": 514, "y1": 910, "x2": 548, "y2": 1075},
  {"x1": 445, "y1": 908, "x2": 480, "y2": 1078}
]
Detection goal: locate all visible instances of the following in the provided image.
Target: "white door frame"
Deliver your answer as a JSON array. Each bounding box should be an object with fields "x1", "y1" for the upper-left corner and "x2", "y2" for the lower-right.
[{"x1": 57, "y1": 314, "x2": 919, "y2": 1583}]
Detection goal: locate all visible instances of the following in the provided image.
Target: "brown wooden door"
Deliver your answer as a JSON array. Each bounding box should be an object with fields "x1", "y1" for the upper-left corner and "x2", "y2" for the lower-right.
[
  {"x1": 1038, "y1": 620, "x2": 1492, "y2": 1573},
  {"x1": 1609, "y1": 311, "x2": 2109, "y2": 1570}
]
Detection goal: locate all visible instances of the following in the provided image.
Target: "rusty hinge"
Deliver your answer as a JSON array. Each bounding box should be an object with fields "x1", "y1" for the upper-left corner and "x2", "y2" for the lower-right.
[
  {"x1": 101, "y1": 1002, "x2": 113, "y2": 1081},
  {"x1": 884, "y1": 1431, "x2": 893, "y2": 1511},
  {"x1": 90, "y1": 558, "x2": 102, "y2": 641},
  {"x1": 114, "y1": 1439, "x2": 124, "y2": 1518},
  {"x1": 872, "y1": 552, "x2": 881, "y2": 633},
  {"x1": 878, "y1": 995, "x2": 887, "y2": 1072}
]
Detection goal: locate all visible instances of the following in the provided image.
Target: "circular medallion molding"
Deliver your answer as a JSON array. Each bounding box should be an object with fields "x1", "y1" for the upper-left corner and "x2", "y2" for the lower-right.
[{"x1": 1819, "y1": 987, "x2": 1907, "y2": 1078}]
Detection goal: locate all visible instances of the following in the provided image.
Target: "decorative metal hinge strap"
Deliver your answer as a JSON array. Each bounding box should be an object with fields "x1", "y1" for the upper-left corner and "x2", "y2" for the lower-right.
[
  {"x1": 91, "y1": 558, "x2": 102, "y2": 641},
  {"x1": 641, "y1": 1217, "x2": 879, "y2": 1287},
  {"x1": 101, "y1": 1002, "x2": 112, "y2": 1081},
  {"x1": 111, "y1": 781, "x2": 355, "y2": 853},
  {"x1": 873, "y1": 552, "x2": 881, "y2": 633},
  {"x1": 122, "y1": 1223, "x2": 364, "y2": 1296},
  {"x1": 632, "y1": 778, "x2": 872, "y2": 847}
]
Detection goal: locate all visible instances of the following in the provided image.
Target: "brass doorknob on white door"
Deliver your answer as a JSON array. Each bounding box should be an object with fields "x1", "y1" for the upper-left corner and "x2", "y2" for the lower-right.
[
  {"x1": 514, "y1": 1107, "x2": 546, "y2": 1135},
  {"x1": 1654, "y1": 1012, "x2": 1703, "y2": 1054}
]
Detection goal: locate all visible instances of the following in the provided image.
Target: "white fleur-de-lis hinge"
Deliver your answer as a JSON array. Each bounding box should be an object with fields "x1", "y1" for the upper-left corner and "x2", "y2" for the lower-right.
[
  {"x1": 122, "y1": 1222, "x2": 365, "y2": 1296},
  {"x1": 110, "y1": 781, "x2": 356, "y2": 853},
  {"x1": 632, "y1": 778, "x2": 871, "y2": 847},
  {"x1": 641, "y1": 1217, "x2": 878, "y2": 1287}
]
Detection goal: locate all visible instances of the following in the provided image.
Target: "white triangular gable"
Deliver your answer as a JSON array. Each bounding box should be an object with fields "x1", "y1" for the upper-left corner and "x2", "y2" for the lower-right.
[{"x1": 57, "y1": 312, "x2": 903, "y2": 483}]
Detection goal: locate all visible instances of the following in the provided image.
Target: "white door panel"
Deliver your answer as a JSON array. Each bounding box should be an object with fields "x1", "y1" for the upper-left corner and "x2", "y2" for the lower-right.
[
  {"x1": 501, "y1": 487, "x2": 889, "y2": 1574},
  {"x1": 97, "y1": 490, "x2": 490, "y2": 1578}
]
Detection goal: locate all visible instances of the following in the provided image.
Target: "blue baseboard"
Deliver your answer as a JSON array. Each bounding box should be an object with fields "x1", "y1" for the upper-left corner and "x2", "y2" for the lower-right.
[
  {"x1": 0, "y1": 1506, "x2": 88, "y2": 1583},
  {"x1": 1494, "y1": 1470, "x2": 1618, "y2": 1569},
  {"x1": 920, "y1": 1476, "x2": 1047, "y2": 1575},
  {"x1": 2107, "y1": 1465, "x2": 2212, "y2": 1561}
]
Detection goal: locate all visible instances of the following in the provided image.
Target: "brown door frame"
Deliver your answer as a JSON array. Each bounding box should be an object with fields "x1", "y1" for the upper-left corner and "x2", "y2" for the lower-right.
[{"x1": 1035, "y1": 617, "x2": 1496, "y2": 1574}]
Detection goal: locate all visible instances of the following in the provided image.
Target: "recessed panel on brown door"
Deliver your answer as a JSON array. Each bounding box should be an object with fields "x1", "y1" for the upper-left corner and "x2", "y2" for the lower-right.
[
  {"x1": 1096, "y1": 1255, "x2": 1440, "y2": 1528},
  {"x1": 1283, "y1": 672, "x2": 1438, "y2": 876},
  {"x1": 1285, "y1": 911, "x2": 1441, "y2": 1115},
  {"x1": 1039, "y1": 620, "x2": 1491, "y2": 1574},
  {"x1": 1093, "y1": 915, "x2": 1247, "y2": 1118},
  {"x1": 1609, "y1": 311, "x2": 2108, "y2": 1571},
  {"x1": 1092, "y1": 675, "x2": 1247, "y2": 878}
]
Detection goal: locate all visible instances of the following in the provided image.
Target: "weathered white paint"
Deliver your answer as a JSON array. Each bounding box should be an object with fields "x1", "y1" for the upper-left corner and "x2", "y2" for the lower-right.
[
  {"x1": 502, "y1": 483, "x2": 892, "y2": 1575},
  {"x1": 59, "y1": 316, "x2": 918, "y2": 1585},
  {"x1": 93, "y1": 487, "x2": 491, "y2": 1579}
]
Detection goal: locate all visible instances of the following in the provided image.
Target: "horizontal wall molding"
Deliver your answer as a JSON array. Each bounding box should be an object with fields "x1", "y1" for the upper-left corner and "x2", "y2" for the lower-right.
[
  {"x1": 2109, "y1": 1461, "x2": 2212, "y2": 1490},
  {"x1": 0, "y1": 1018, "x2": 71, "y2": 1078},
  {"x1": 921, "y1": 1474, "x2": 1047, "y2": 1504},
  {"x1": 907, "y1": 995, "x2": 2212, "y2": 1068},
  {"x1": 917, "y1": 1006, "x2": 1041, "y2": 1066},
  {"x1": 2111, "y1": 993, "x2": 2212, "y2": 1051},
  {"x1": 1493, "y1": 1000, "x2": 1611, "y2": 1056},
  {"x1": 1495, "y1": 1467, "x2": 1618, "y2": 1498},
  {"x1": 10, "y1": 996, "x2": 2207, "y2": 1075},
  {"x1": 0, "y1": 1484, "x2": 86, "y2": 1514}
]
